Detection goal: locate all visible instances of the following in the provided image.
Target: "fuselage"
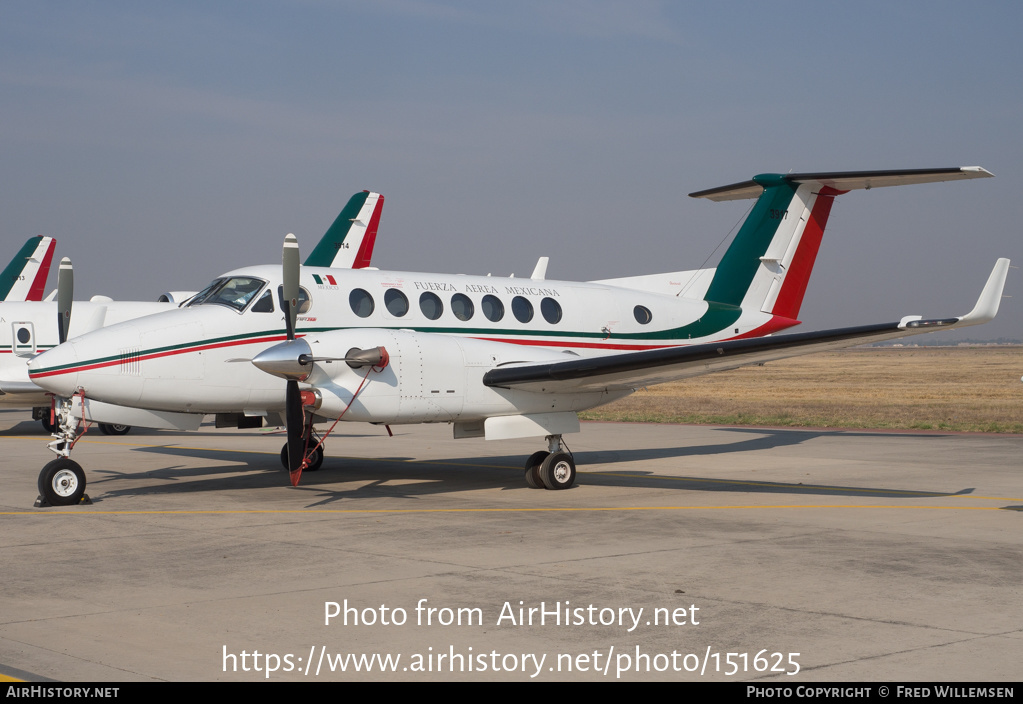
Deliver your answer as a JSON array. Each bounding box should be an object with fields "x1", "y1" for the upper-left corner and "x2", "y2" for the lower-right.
[{"x1": 27, "y1": 264, "x2": 795, "y2": 422}]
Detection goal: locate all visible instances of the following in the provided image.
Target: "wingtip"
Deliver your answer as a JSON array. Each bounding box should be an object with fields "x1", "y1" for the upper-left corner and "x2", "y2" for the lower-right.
[{"x1": 957, "y1": 258, "x2": 1010, "y2": 326}]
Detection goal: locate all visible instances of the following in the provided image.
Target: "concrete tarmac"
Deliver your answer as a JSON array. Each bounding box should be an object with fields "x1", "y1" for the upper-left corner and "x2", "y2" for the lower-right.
[{"x1": 1, "y1": 409, "x2": 1020, "y2": 682}]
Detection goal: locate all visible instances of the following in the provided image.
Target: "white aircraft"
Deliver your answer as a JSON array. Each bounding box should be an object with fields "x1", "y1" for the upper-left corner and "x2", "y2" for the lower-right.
[
  {"x1": 26, "y1": 168, "x2": 1009, "y2": 506},
  {"x1": 1, "y1": 236, "x2": 55, "y2": 302},
  {"x1": 1, "y1": 191, "x2": 384, "y2": 436}
]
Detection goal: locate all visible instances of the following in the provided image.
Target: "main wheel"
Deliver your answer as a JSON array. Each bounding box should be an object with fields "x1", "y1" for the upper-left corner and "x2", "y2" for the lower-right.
[
  {"x1": 539, "y1": 452, "x2": 575, "y2": 490},
  {"x1": 41, "y1": 416, "x2": 56, "y2": 433},
  {"x1": 38, "y1": 458, "x2": 87, "y2": 506},
  {"x1": 280, "y1": 443, "x2": 324, "y2": 472},
  {"x1": 99, "y1": 423, "x2": 131, "y2": 436},
  {"x1": 524, "y1": 451, "x2": 549, "y2": 489}
]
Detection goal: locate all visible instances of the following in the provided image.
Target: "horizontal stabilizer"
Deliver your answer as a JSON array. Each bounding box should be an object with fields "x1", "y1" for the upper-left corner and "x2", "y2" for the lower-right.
[{"x1": 690, "y1": 167, "x2": 993, "y2": 202}]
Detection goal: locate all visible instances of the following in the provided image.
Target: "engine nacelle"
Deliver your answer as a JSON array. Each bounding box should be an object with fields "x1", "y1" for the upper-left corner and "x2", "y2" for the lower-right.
[
  {"x1": 298, "y1": 328, "x2": 609, "y2": 424},
  {"x1": 157, "y1": 291, "x2": 199, "y2": 305}
]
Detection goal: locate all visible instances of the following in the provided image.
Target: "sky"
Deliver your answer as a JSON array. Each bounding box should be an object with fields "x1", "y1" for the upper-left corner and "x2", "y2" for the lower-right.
[{"x1": 2, "y1": 1, "x2": 1021, "y2": 340}]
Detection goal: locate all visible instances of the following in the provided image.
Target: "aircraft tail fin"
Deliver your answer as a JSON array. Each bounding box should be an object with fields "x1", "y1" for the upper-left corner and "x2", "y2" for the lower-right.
[
  {"x1": 304, "y1": 191, "x2": 384, "y2": 269},
  {"x1": 0, "y1": 236, "x2": 56, "y2": 302},
  {"x1": 690, "y1": 167, "x2": 993, "y2": 319}
]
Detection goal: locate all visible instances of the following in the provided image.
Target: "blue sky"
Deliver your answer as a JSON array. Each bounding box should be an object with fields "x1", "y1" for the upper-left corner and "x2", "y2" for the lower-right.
[{"x1": 2, "y1": 1, "x2": 1020, "y2": 339}]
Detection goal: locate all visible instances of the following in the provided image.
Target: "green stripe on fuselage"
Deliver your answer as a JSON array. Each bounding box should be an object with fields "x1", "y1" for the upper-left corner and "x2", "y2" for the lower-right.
[
  {"x1": 704, "y1": 174, "x2": 797, "y2": 307},
  {"x1": 304, "y1": 192, "x2": 371, "y2": 267},
  {"x1": 31, "y1": 306, "x2": 746, "y2": 375}
]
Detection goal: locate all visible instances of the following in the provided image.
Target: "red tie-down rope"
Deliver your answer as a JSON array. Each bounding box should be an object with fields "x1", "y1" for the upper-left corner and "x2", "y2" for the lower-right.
[
  {"x1": 66, "y1": 388, "x2": 93, "y2": 451},
  {"x1": 290, "y1": 359, "x2": 387, "y2": 487}
]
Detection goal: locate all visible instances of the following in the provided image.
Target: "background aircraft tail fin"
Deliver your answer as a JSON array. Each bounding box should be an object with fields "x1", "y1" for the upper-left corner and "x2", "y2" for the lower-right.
[
  {"x1": 304, "y1": 191, "x2": 384, "y2": 269},
  {"x1": 691, "y1": 167, "x2": 993, "y2": 319},
  {"x1": 0, "y1": 235, "x2": 56, "y2": 302}
]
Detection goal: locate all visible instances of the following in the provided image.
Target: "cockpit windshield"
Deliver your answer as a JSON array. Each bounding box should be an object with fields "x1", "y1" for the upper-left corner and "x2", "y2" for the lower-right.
[{"x1": 186, "y1": 277, "x2": 267, "y2": 312}]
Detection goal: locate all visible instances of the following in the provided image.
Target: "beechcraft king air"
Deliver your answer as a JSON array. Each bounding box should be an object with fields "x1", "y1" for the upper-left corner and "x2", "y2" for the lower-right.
[
  {"x1": 2, "y1": 191, "x2": 384, "y2": 437},
  {"x1": 26, "y1": 168, "x2": 1010, "y2": 506}
]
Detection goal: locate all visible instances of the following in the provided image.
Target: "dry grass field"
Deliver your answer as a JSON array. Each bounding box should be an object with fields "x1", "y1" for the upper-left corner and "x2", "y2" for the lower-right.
[{"x1": 580, "y1": 346, "x2": 1023, "y2": 433}]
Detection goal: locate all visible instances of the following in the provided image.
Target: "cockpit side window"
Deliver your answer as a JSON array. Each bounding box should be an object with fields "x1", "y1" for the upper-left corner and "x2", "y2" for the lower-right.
[
  {"x1": 189, "y1": 277, "x2": 267, "y2": 312},
  {"x1": 250, "y1": 290, "x2": 275, "y2": 313}
]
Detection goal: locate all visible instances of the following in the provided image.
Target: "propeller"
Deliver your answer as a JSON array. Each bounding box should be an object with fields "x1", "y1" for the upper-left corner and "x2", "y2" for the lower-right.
[
  {"x1": 280, "y1": 234, "x2": 305, "y2": 485},
  {"x1": 56, "y1": 257, "x2": 73, "y2": 344},
  {"x1": 253, "y1": 234, "x2": 389, "y2": 487}
]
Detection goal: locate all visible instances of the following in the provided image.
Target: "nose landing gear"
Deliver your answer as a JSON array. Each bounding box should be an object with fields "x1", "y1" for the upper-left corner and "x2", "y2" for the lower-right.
[{"x1": 35, "y1": 395, "x2": 91, "y2": 507}]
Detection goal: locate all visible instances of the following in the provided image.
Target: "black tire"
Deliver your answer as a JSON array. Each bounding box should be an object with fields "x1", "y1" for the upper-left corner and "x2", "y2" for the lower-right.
[
  {"x1": 41, "y1": 416, "x2": 55, "y2": 433},
  {"x1": 38, "y1": 458, "x2": 86, "y2": 506},
  {"x1": 524, "y1": 451, "x2": 548, "y2": 489},
  {"x1": 99, "y1": 423, "x2": 131, "y2": 436},
  {"x1": 280, "y1": 443, "x2": 324, "y2": 472},
  {"x1": 539, "y1": 452, "x2": 575, "y2": 490},
  {"x1": 305, "y1": 445, "x2": 324, "y2": 472}
]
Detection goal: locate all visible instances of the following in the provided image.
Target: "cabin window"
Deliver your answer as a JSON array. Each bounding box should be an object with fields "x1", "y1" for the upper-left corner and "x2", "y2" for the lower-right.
[
  {"x1": 451, "y1": 293, "x2": 474, "y2": 321},
  {"x1": 420, "y1": 291, "x2": 443, "y2": 320},
  {"x1": 512, "y1": 296, "x2": 533, "y2": 323},
  {"x1": 541, "y1": 297, "x2": 562, "y2": 324},
  {"x1": 634, "y1": 305, "x2": 652, "y2": 324},
  {"x1": 385, "y1": 289, "x2": 409, "y2": 317},
  {"x1": 481, "y1": 295, "x2": 504, "y2": 322},
  {"x1": 349, "y1": 289, "x2": 375, "y2": 318},
  {"x1": 276, "y1": 286, "x2": 312, "y2": 314}
]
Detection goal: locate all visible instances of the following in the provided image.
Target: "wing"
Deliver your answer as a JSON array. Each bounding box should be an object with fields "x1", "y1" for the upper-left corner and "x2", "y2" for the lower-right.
[{"x1": 483, "y1": 259, "x2": 1010, "y2": 393}]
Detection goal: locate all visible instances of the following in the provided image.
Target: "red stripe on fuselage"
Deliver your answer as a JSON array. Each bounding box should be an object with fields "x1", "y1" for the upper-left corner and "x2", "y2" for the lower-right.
[
  {"x1": 28, "y1": 333, "x2": 293, "y2": 379},
  {"x1": 31, "y1": 315, "x2": 803, "y2": 380}
]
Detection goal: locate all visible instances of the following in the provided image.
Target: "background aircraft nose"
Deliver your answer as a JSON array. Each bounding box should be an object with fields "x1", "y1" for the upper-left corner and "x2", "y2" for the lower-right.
[{"x1": 28, "y1": 340, "x2": 81, "y2": 397}]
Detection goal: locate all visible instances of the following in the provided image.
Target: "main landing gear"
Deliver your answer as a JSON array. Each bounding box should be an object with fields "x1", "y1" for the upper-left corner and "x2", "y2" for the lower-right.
[
  {"x1": 35, "y1": 396, "x2": 90, "y2": 507},
  {"x1": 523, "y1": 435, "x2": 576, "y2": 490}
]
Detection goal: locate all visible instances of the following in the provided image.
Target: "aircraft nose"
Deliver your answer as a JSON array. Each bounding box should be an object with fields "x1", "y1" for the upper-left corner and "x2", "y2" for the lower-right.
[{"x1": 28, "y1": 341, "x2": 82, "y2": 397}]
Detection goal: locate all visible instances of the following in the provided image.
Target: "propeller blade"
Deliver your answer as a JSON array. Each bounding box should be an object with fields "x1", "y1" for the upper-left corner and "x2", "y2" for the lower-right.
[
  {"x1": 282, "y1": 233, "x2": 300, "y2": 341},
  {"x1": 56, "y1": 257, "x2": 73, "y2": 344},
  {"x1": 286, "y1": 379, "x2": 305, "y2": 486}
]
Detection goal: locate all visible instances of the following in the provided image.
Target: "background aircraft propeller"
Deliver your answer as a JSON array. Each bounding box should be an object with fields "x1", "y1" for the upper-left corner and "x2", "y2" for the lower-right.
[{"x1": 56, "y1": 257, "x2": 73, "y2": 345}]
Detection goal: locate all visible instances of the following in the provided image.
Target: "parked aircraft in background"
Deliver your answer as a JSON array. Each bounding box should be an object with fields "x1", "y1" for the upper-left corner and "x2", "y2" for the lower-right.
[
  {"x1": 1, "y1": 236, "x2": 55, "y2": 302},
  {"x1": 2, "y1": 191, "x2": 383, "y2": 435},
  {"x1": 26, "y1": 169, "x2": 1008, "y2": 506}
]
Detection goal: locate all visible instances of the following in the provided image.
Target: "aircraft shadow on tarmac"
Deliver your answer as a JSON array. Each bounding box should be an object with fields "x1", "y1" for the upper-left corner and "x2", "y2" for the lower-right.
[{"x1": 72, "y1": 425, "x2": 975, "y2": 505}]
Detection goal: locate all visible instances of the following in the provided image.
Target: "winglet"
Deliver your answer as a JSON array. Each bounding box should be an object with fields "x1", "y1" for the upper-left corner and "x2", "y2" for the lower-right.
[{"x1": 957, "y1": 258, "x2": 1010, "y2": 326}]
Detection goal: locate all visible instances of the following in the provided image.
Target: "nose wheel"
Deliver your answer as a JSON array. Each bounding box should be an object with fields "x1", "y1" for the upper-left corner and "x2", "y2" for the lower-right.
[{"x1": 36, "y1": 458, "x2": 88, "y2": 507}]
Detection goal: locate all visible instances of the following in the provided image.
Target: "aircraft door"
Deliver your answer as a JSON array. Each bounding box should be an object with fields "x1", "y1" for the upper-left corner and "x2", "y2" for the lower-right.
[{"x1": 12, "y1": 322, "x2": 35, "y2": 357}]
